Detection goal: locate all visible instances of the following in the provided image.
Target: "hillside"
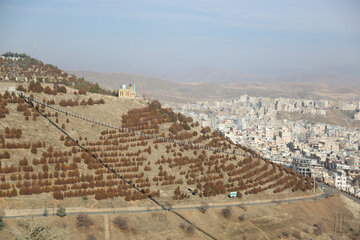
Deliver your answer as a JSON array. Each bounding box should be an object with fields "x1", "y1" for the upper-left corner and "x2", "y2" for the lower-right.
[
  {"x1": 1, "y1": 82, "x2": 360, "y2": 240},
  {"x1": 1, "y1": 55, "x2": 359, "y2": 239},
  {"x1": 0, "y1": 80, "x2": 320, "y2": 210},
  {"x1": 0, "y1": 52, "x2": 114, "y2": 96}
]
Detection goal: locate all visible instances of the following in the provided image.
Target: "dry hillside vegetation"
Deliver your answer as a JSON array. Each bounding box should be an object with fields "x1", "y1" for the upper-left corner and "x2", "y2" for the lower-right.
[
  {"x1": 1, "y1": 195, "x2": 359, "y2": 240},
  {"x1": 0, "y1": 52, "x2": 114, "y2": 95},
  {"x1": 0, "y1": 82, "x2": 317, "y2": 209}
]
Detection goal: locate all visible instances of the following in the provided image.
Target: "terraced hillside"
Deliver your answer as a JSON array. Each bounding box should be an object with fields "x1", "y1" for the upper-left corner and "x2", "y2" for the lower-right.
[{"x1": 0, "y1": 81, "x2": 318, "y2": 210}]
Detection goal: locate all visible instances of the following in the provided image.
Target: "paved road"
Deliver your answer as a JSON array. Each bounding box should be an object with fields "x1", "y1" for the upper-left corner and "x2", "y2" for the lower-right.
[
  {"x1": 2, "y1": 185, "x2": 358, "y2": 220},
  {"x1": 319, "y1": 182, "x2": 360, "y2": 205},
  {"x1": 3, "y1": 189, "x2": 335, "y2": 219}
]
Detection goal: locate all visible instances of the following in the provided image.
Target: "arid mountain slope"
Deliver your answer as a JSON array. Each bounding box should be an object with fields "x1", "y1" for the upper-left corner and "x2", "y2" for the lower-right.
[{"x1": 0, "y1": 81, "x2": 317, "y2": 211}]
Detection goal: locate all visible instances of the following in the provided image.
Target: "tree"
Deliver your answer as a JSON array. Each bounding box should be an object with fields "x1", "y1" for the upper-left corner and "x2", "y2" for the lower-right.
[
  {"x1": 16, "y1": 85, "x2": 26, "y2": 92},
  {"x1": 0, "y1": 209, "x2": 4, "y2": 231},
  {"x1": 56, "y1": 206, "x2": 66, "y2": 217},
  {"x1": 89, "y1": 83, "x2": 100, "y2": 93},
  {"x1": 43, "y1": 207, "x2": 48, "y2": 217},
  {"x1": 78, "y1": 89, "x2": 86, "y2": 95}
]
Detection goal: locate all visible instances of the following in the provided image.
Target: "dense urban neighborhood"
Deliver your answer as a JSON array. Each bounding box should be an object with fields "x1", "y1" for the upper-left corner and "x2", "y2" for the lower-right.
[{"x1": 170, "y1": 95, "x2": 360, "y2": 197}]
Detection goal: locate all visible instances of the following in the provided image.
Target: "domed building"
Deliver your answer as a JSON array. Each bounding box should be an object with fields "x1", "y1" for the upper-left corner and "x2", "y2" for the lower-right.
[{"x1": 118, "y1": 83, "x2": 136, "y2": 98}]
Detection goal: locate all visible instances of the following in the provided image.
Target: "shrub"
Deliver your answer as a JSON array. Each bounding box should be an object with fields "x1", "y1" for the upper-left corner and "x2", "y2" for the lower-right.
[
  {"x1": 56, "y1": 206, "x2": 66, "y2": 217},
  {"x1": 0, "y1": 210, "x2": 4, "y2": 230},
  {"x1": 59, "y1": 86, "x2": 67, "y2": 94},
  {"x1": 221, "y1": 207, "x2": 231, "y2": 219},
  {"x1": 238, "y1": 214, "x2": 245, "y2": 221},
  {"x1": 28, "y1": 81, "x2": 43, "y2": 93},
  {"x1": 87, "y1": 235, "x2": 96, "y2": 240},
  {"x1": 87, "y1": 98, "x2": 94, "y2": 105},
  {"x1": 77, "y1": 213, "x2": 93, "y2": 228},
  {"x1": 78, "y1": 89, "x2": 86, "y2": 95},
  {"x1": 43, "y1": 207, "x2": 48, "y2": 217},
  {"x1": 16, "y1": 85, "x2": 26, "y2": 92},
  {"x1": 179, "y1": 223, "x2": 195, "y2": 236},
  {"x1": 313, "y1": 223, "x2": 323, "y2": 236},
  {"x1": 113, "y1": 216, "x2": 128, "y2": 231},
  {"x1": 186, "y1": 225, "x2": 195, "y2": 236},
  {"x1": 292, "y1": 231, "x2": 301, "y2": 239}
]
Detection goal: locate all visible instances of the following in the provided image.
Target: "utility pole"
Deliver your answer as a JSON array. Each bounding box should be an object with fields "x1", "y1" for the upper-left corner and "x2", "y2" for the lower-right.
[{"x1": 313, "y1": 176, "x2": 316, "y2": 193}]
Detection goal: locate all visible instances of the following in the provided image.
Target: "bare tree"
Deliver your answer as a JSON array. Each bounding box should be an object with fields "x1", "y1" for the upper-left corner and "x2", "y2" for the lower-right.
[
  {"x1": 76, "y1": 213, "x2": 93, "y2": 228},
  {"x1": 9, "y1": 217, "x2": 62, "y2": 240},
  {"x1": 198, "y1": 203, "x2": 209, "y2": 214},
  {"x1": 179, "y1": 223, "x2": 195, "y2": 236},
  {"x1": 186, "y1": 226, "x2": 195, "y2": 236}
]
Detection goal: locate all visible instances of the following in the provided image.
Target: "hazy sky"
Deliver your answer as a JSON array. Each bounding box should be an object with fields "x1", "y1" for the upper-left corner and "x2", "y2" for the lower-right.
[{"x1": 0, "y1": 0, "x2": 359, "y2": 76}]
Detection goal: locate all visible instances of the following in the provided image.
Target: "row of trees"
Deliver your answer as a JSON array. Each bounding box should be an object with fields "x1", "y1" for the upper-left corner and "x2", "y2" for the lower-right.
[{"x1": 59, "y1": 98, "x2": 105, "y2": 107}]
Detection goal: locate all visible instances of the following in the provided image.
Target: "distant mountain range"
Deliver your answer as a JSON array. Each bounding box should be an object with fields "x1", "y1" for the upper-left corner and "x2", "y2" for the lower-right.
[
  {"x1": 161, "y1": 66, "x2": 255, "y2": 84},
  {"x1": 69, "y1": 69, "x2": 360, "y2": 103}
]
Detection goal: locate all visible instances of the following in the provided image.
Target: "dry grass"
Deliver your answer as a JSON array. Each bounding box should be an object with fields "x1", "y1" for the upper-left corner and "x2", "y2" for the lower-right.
[{"x1": 0, "y1": 195, "x2": 358, "y2": 240}]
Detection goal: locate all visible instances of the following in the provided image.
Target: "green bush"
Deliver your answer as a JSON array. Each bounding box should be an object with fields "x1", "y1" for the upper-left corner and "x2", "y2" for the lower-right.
[
  {"x1": 56, "y1": 206, "x2": 66, "y2": 217},
  {"x1": 0, "y1": 210, "x2": 5, "y2": 230}
]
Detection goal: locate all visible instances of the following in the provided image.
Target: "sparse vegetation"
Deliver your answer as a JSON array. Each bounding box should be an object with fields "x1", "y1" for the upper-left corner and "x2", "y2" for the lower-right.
[
  {"x1": 0, "y1": 209, "x2": 5, "y2": 231},
  {"x1": 113, "y1": 216, "x2": 128, "y2": 231},
  {"x1": 313, "y1": 223, "x2": 324, "y2": 236},
  {"x1": 76, "y1": 213, "x2": 93, "y2": 228},
  {"x1": 87, "y1": 235, "x2": 96, "y2": 240},
  {"x1": 43, "y1": 207, "x2": 48, "y2": 217},
  {"x1": 179, "y1": 223, "x2": 195, "y2": 236},
  {"x1": 199, "y1": 203, "x2": 209, "y2": 214},
  {"x1": 292, "y1": 231, "x2": 301, "y2": 239},
  {"x1": 221, "y1": 207, "x2": 231, "y2": 219},
  {"x1": 10, "y1": 217, "x2": 62, "y2": 239}
]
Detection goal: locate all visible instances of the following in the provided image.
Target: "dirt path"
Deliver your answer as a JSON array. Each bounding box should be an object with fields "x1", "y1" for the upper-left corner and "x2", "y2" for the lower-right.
[{"x1": 104, "y1": 214, "x2": 110, "y2": 240}]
